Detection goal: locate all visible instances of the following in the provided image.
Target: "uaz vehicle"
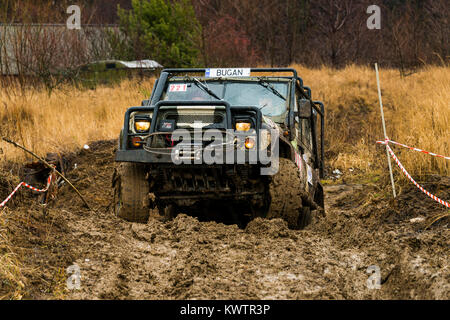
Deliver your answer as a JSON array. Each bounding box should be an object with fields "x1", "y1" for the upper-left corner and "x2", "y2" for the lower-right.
[{"x1": 113, "y1": 68, "x2": 325, "y2": 229}]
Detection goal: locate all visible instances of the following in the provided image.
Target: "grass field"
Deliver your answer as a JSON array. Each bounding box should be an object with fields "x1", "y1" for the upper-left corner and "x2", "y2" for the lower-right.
[{"x1": 0, "y1": 65, "x2": 449, "y2": 178}]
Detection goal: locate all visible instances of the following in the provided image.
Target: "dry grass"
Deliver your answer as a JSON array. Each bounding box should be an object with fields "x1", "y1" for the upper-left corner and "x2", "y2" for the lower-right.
[
  {"x1": 293, "y1": 64, "x2": 449, "y2": 178},
  {"x1": 0, "y1": 79, "x2": 155, "y2": 162},
  {"x1": 0, "y1": 211, "x2": 26, "y2": 300}
]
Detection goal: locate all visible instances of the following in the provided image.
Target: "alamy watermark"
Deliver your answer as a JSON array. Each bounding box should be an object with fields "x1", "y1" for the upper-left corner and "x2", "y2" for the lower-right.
[
  {"x1": 66, "y1": 263, "x2": 81, "y2": 290},
  {"x1": 367, "y1": 5, "x2": 381, "y2": 30},
  {"x1": 366, "y1": 265, "x2": 381, "y2": 290},
  {"x1": 66, "y1": 5, "x2": 81, "y2": 30}
]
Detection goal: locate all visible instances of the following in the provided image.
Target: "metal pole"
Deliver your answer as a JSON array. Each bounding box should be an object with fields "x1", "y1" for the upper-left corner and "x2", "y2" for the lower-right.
[{"x1": 375, "y1": 63, "x2": 397, "y2": 198}]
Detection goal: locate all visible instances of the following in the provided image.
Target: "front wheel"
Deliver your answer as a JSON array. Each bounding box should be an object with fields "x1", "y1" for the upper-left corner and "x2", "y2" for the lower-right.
[
  {"x1": 266, "y1": 158, "x2": 309, "y2": 229},
  {"x1": 112, "y1": 163, "x2": 150, "y2": 223}
]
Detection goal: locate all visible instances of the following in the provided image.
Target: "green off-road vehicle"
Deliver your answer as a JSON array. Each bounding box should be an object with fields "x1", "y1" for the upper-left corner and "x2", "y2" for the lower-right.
[{"x1": 113, "y1": 68, "x2": 325, "y2": 229}]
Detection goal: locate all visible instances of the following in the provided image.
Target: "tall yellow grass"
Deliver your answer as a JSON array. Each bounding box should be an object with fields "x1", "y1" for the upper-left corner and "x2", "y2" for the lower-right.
[
  {"x1": 0, "y1": 80, "x2": 155, "y2": 161},
  {"x1": 0, "y1": 211, "x2": 25, "y2": 299},
  {"x1": 0, "y1": 65, "x2": 449, "y2": 178},
  {"x1": 292, "y1": 64, "x2": 449, "y2": 178}
]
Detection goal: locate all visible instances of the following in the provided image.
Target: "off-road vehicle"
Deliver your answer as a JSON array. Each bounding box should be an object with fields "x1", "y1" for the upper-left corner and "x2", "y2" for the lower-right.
[{"x1": 113, "y1": 68, "x2": 325, "y2": 229}]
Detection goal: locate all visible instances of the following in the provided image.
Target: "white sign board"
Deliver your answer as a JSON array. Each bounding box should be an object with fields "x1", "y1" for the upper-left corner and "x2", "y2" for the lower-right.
[{"x1": 205, "y1": 68, "x2": 251, "y2": 78}]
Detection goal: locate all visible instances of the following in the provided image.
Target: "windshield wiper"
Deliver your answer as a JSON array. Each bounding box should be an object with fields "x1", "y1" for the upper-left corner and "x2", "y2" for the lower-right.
[
  {"x1": 257, "y1": 77, "x2": 286, "y2": 101},
  {"x1": 187, "y1": 76, "x2": 222, "y2": 100}
]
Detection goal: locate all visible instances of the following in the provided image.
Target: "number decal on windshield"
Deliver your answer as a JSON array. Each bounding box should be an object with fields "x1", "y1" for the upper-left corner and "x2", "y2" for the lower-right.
[{"x1": 169, "y1": 84, "x2": 187, "y2": 92}]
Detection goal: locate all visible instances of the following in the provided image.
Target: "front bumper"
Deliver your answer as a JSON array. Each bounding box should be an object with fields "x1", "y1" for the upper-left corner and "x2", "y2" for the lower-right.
[{"x1": 115, "y1": 148, "x2": 272, "y2": 165}]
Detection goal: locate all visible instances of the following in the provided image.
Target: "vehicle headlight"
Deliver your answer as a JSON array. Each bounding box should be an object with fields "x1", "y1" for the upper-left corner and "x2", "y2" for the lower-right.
[
  {"x1": 135, "y1": 120, "x2": 151, "y2": 132},
  {"x1": 236, "y1": 122, "x2": 251, "y2": 132},
  {"x1": 131, "y1": 136, "x2": 144, "y2": 148},
  {"x1": 245, "y1": 137, "x2": 255, "y2": 149}
]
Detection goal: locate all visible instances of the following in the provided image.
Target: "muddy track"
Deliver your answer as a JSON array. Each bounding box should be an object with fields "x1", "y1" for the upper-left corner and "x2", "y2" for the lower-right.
[{"x1": 1, "y1": 140, "x2": 449, "y2": 299}]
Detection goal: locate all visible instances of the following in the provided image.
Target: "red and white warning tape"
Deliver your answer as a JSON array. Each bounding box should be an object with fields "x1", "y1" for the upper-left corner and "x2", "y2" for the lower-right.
[
  {"x1": 377, "y1": 139, "x2": 449, "y2": 208},
  {"x1": 0, "y1": 174, "x2": 53, "y2": 208},
  {"x1": 377, "y1": 138, "x2": 450, "y2": 160}
]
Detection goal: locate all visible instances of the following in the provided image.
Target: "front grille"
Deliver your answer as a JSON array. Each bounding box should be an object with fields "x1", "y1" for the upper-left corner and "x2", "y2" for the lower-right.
[
  {"x1": 155, "y1": 167, "x2": 231, "y2": 193},
  {"x1": 165, "y1": 114, "x2": 224, "y2": 125},
  {"x1": 157, "y1": 108, "x2": 227, "y2": 129}
]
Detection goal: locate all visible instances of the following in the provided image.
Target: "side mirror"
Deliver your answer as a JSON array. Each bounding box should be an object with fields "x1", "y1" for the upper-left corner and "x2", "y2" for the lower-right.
[{"x1": 298, "y1": 99, "x2": 312, "y2": 118}]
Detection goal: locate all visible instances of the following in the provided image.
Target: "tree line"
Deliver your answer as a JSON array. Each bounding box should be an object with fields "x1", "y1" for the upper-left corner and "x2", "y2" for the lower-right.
[
  {"x1": 0, "y1": 0, "x2": 448, "y2": 87},
  {"x1": 193, "y1": 0, "x2": 448, "y2": 71}
]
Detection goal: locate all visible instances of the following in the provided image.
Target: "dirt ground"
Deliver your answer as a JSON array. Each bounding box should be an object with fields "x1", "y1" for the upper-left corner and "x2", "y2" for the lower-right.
[{"x1": 1, "y1": 140, "x2": 448, "y2": 299}]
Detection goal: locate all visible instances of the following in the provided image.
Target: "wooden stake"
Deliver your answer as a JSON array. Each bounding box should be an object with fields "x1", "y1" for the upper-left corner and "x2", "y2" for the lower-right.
[{"x1": 375, "y1": 63, "x2": 397, "y2": 198}]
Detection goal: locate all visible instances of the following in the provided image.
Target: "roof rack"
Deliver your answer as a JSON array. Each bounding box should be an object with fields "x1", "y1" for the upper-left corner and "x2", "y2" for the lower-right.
[
  {"x1": 162, "y1": 68, "x2": 304, "y2": 89},
  {"x1": 162, "y1": 68, "x2": 298, "y2": 79}
]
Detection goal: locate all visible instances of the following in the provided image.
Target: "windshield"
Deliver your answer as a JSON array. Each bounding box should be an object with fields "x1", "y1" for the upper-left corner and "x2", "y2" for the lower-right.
[{"x1": 162, "y1": 80, "x2": 289, "y2": 117}]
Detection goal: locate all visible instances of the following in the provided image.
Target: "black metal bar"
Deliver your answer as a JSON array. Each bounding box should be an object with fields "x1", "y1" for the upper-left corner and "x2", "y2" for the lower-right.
[
  {"x1": 295, "y1": 80, "x2": 315, "y2": 103},
  {"x1": 314, "y1": 101, "x2": 325, "y2": 178},
  {"x1": 288, "y1": 79, "x2": 296, "y2": 140},
  {"x1": 147, "y1": 78, "x2": 158, "y2": 101},
  {"x1": 230, "y1": 106, "x2": 262, "y2": 152},
  {"x1": 150, "y1": 71, "x2": 169, "y2": 105},
  {"x1": 122, "y1": 106, "x2": 155, "y2": 150},
  {"x1": 311, "y1": 101, "x2": 324, "y2": 117},
  {"x1": 304, "y1": 86, "x2": 312, "y2": 99},
  {"x1": 310, "y1": 107, "x2": 319, "y2": 170},
  {"x1": 230, "y1": 106, "x2": 262, "y2": 130}
]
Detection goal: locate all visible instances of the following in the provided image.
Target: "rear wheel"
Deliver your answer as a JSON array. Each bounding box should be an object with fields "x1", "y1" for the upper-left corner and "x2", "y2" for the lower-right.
[
  {"x1": 113, "y1": 163, "x2": 150, "y2": 223},
  {"x1": 266, "y1": 158, "x2": 309, "y2": 229}
]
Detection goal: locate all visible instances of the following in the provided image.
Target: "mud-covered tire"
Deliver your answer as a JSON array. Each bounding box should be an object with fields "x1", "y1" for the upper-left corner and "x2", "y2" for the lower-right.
[
  {"x1": 266, "y1": 158, "x2": 309, "y2": 229},
  {"x1": 161, "y1": 204, "x2": 178, "y2": 222},
  {"x1": 112, "y1": 163, "x2": 150, "y2": 223},
  {"x1": 298, "y1": 206, "x2": 312, "y2": 229}
]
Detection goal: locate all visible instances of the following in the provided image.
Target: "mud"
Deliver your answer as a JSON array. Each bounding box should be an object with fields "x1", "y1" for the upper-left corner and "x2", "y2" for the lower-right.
[{"x1": 1, "y1": 140, "x2": 448, "y2": 299}]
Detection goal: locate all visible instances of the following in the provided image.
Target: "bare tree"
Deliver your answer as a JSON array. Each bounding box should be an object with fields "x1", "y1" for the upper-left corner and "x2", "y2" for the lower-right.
[{"x1": 0, "y1": 0, "x2": 118, "y2": 94}]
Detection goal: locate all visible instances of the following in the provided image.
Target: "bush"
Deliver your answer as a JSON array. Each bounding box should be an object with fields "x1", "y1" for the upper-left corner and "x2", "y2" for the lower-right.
[{"x1": 112, "y1": 0, "x2": 201, "y2": 68}]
